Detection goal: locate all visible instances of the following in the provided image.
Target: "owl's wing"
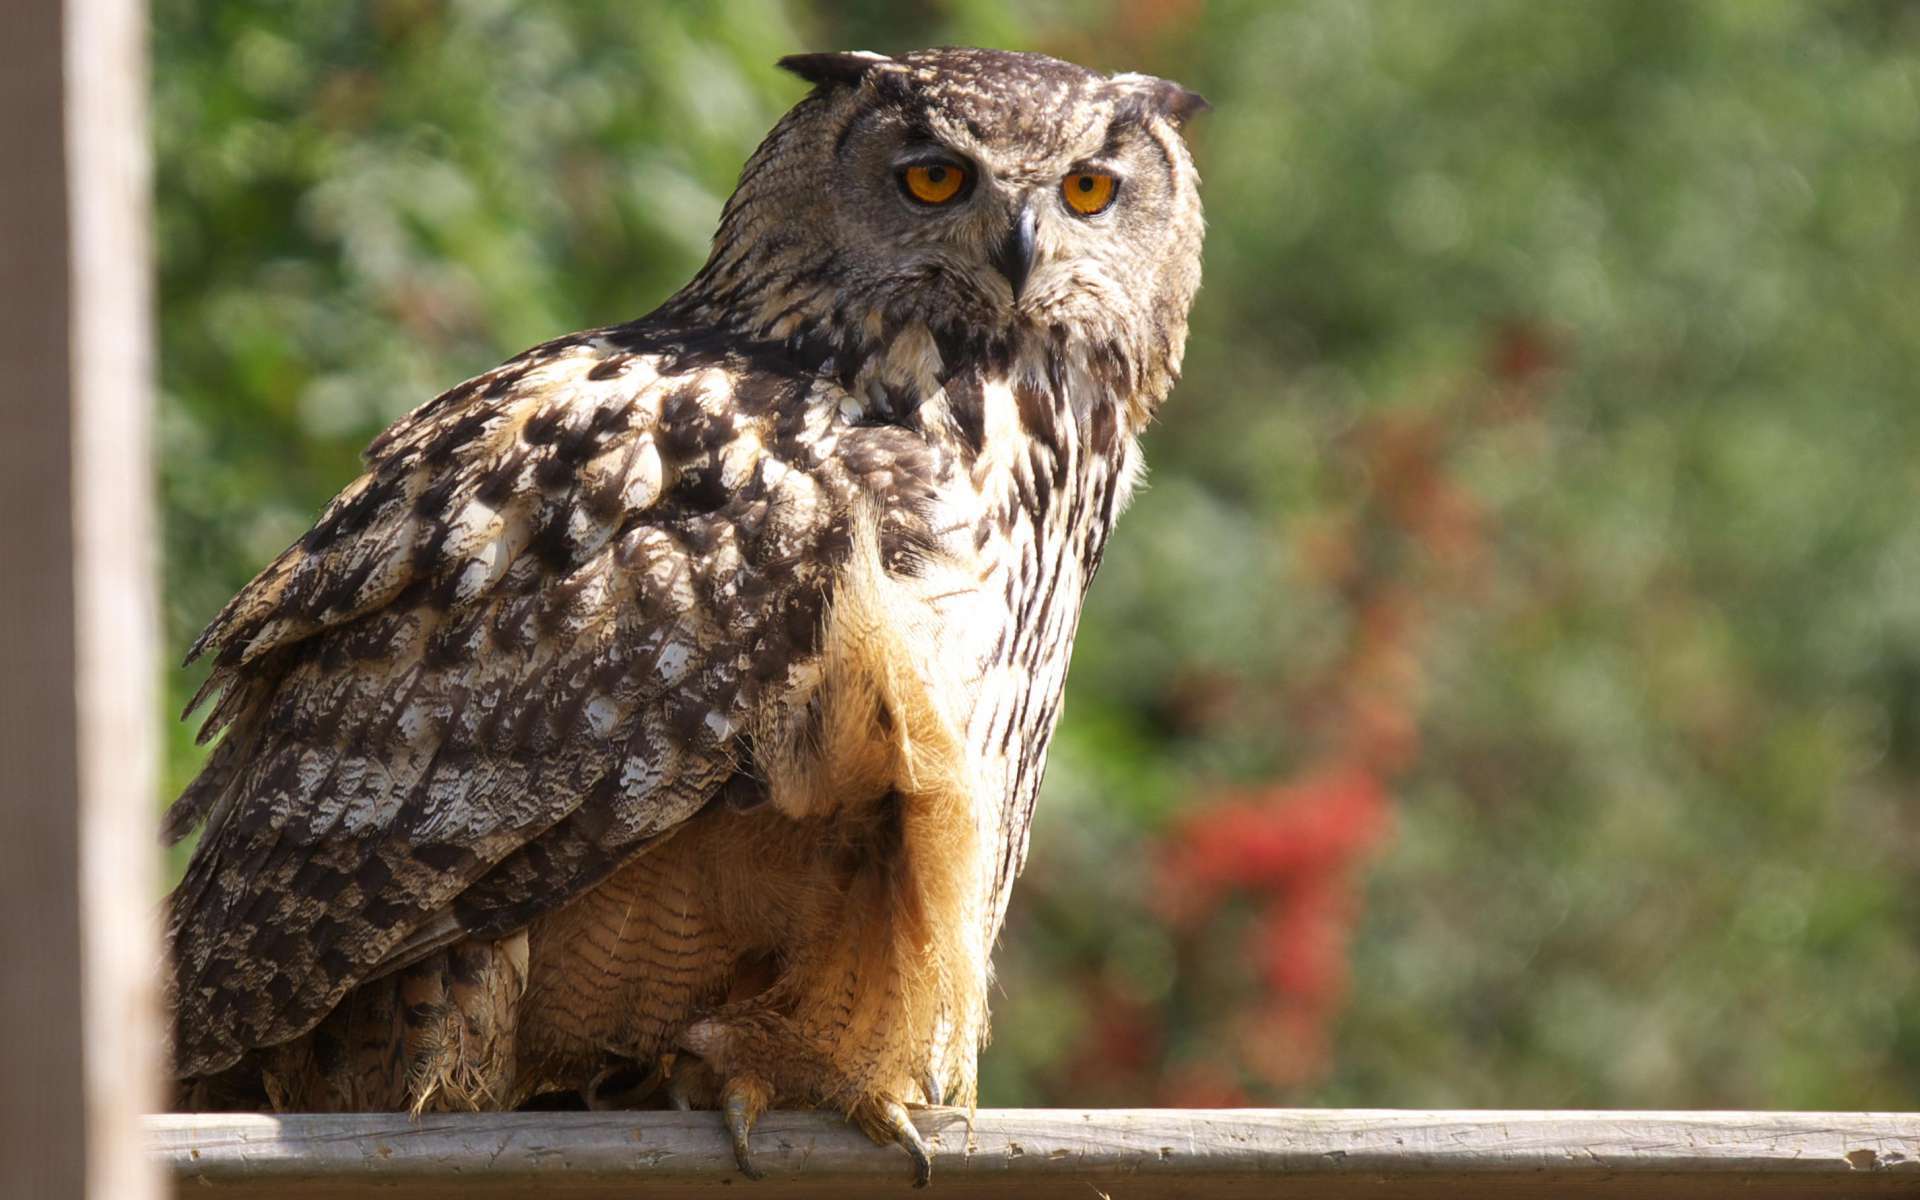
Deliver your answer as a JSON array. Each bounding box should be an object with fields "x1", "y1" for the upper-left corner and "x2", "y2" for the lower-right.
[{"x1": 166, "y1": 324, "x2": 848, "y2": 1079}]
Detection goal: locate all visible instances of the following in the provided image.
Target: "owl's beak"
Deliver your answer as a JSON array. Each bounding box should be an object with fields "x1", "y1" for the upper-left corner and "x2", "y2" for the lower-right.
[{"x1": 992, "y1": 203, "x2": 1039, "y2": 302}]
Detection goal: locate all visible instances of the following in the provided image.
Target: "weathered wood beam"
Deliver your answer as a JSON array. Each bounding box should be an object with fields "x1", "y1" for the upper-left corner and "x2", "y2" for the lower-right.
[
  {"x1": 150, "y1": 1108, "x2": 1919, "y2": 1198},
  {"x1": 0, "y1": 0, "x2": 161, "y2": 1198}
]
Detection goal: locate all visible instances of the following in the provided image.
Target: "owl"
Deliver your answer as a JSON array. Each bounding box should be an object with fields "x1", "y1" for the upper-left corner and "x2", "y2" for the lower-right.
[{"x1": 165, "y1": 47, "x2": 1206, "y2": 1184}]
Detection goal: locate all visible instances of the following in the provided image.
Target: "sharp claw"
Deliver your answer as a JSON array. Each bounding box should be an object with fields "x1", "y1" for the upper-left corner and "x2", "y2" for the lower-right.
[
  {"x1": 919, "y1": 1069, "x2": 945, "y2": 1107},
  {"x1": 585, "y1": 1058, "x2": 663, "y2": 1111},
  {"x1": 722, "y1": 1075, "x2": 772, "y2": 1181},
  {"x1": 666, "y1": 1071, "x2": 696, "y2": 1112},
  {"x1": 725, "y1": 1097, "x2": 764, "y2": 1180},
  {"x1": 874, "y1": 1096, "x2": 934, "y2": 1187}
]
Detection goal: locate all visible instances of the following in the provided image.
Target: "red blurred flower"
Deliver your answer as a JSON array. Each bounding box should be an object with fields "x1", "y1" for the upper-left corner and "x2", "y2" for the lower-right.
[
  {"x1": 1159, "y1": 765, "x2": 1392, "y2": 924},
  {"x1": 1154, "y1": 765, "x2": 1393, "y2": 1094}
]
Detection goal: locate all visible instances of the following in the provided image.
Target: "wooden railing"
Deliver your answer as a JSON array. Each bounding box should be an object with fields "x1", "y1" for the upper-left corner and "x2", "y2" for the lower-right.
[{"x1": 150, "y1": 1108, "x2": 1920, "y2": 1197}]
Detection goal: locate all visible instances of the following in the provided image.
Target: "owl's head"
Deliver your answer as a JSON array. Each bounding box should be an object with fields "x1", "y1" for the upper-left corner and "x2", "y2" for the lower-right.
[{"x1": 682, "y1": 47, "x2": 1206, "y2": 400}]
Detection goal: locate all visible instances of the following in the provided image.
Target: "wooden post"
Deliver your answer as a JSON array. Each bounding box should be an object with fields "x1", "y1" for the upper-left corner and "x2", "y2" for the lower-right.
[{"x1": 0, "y1": 0, "x2": 162, "y2": 1197}]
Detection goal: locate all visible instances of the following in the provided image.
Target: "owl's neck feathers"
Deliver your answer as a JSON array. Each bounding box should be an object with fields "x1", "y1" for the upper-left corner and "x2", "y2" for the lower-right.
[
  {"x1": 661, "y1": 227, "x2": 1181, "y2": 449},
  {"x1": 653, "y1": 264, "x2": 1160, "y2": 505}
]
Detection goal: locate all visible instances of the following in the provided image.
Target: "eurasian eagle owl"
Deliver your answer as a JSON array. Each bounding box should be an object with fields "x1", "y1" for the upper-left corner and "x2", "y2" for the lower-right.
[{"x1": 167, "y1": 46, "x2": 1206, "y2": 1183}]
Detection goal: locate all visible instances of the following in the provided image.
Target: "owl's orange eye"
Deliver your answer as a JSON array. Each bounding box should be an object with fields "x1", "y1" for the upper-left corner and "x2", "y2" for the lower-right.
[
  {"x1": 900, "y1": 162, "x2": 969, "y2": 205},
  {"x1": 1062, "y1": 170, "x2": 1118, "y2": 216}
]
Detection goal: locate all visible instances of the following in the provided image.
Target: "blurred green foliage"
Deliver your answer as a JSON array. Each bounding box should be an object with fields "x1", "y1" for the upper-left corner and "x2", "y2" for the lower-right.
[{"x1": 155, "y1": 0, "x2": 1920, "y2": 1109}]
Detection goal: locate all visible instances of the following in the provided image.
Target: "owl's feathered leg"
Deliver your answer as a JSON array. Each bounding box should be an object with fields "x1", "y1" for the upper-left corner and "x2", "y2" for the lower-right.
[{"x1": 671, "y1": 574, "x2": 992, "y2": 1185}]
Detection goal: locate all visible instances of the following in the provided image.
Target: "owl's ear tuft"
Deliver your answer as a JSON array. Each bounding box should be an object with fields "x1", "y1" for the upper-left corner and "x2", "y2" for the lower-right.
[
  {"x1": 1148, "y1": 80, "x2": 1211, "y2": 130},
  {"x1": 778, "y1": 51, "x2": 892, "y2": 89},
  {"x1": 1114, "y1": 73, "x2": 1211, "y2": 131}
]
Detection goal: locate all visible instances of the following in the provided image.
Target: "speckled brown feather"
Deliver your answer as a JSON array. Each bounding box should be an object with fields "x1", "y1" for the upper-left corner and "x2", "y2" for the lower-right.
[
  {"x1": 167, "y1": 331, "x2": 858, "y2": 1079},
  {"x1": 167, "y1": 46, "x2": 1206, "y2": 1133}
]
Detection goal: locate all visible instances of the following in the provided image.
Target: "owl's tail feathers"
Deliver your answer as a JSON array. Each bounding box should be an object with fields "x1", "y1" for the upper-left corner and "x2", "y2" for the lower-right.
[{"x1": 178, "y1": 932, "x2": 529, "y2": 1114}]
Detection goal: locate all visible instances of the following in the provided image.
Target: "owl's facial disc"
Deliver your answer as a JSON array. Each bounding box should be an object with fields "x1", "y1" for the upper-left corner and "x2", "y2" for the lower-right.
[{"x1": 849, "y1": 118, "x2": 1186, "y2": 328}]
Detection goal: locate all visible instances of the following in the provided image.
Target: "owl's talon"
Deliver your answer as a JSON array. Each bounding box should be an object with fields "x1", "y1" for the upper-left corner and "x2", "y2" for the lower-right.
[
  {"x1": 721, "y1": 1074, "x2": 773, "y2": 1180},
  {"x1": 666, "y1": 1072, "x2": 696, "y2": 1112},
  {"x1": 861, "y1": 1096, "x2": 934, "y2": 1187},
  {"x1": 919, "y1": 1069, "x2": 945, "y2": 1107},
  {"x1": 584, "y1": 1057, "x2": 663, "y2": 1110}
]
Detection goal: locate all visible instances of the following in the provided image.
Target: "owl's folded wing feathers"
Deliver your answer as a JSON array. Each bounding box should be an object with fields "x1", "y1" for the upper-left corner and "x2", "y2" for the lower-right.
[{"x1": 166, "y1": 326, "x2": 847, "y2": 1079}]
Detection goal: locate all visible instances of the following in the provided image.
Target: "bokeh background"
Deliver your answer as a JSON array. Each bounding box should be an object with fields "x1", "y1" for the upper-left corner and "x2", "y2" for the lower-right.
[{"x1": 155, "y1": 0, "x2": 1920, "y2": 1109}]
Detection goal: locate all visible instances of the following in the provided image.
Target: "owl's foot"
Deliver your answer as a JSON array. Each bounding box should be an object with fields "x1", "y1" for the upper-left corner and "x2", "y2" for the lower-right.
[
  {"x1": 713, "y1": 1076, "x2": 930, "y2": 1186},
  {"x1": 678, "y1": 1013, "x2": 935, "y2": 1187},
  {"x1": 851, "y1": 1093, "x2": 934, "y2": 1187}
]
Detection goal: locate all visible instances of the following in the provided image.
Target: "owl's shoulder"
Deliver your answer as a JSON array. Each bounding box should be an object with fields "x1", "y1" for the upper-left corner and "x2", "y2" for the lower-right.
[{"x1": 186, "y1": 320, "x2": 862, "y2": 688}]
